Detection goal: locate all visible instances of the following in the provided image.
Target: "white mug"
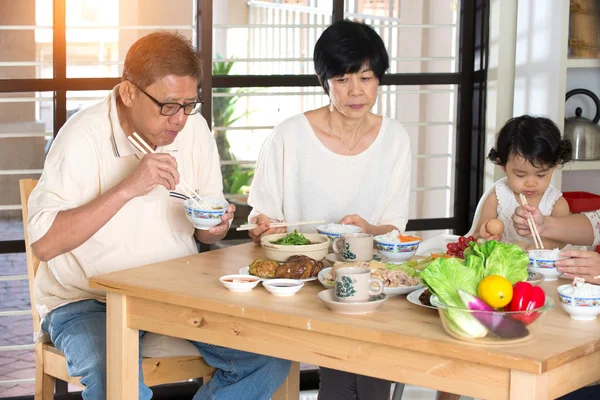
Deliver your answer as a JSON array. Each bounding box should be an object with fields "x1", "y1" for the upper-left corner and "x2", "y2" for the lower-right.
[
  {"x1": 334, "y1": 267, "x2": 384, "y2": 303},
  {"x1": 332, "y1": 233, "x2": 373, "y2": 262}
]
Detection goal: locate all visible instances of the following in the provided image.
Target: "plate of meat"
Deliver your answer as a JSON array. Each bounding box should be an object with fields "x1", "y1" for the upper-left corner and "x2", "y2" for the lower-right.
[
  {"x1": 240, "y1": 255, "x2": 323, "y2": 282},
  {"x1": 318, "y1": 260, "x2": 423, "y2": 296}
]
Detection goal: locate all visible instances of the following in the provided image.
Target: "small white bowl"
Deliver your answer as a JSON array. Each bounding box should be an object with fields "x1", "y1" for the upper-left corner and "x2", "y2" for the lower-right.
[
  {"x1": 317, "y1": 224, "x2": 362, "y2": 240},
  {"x1": 184, "y1": 197, "x2": 228, "y2": 230},
  {"x1": 219, "y1": 274, "x2": 260, "y2": 292},
  {"x1": 373, "y1": 235, "x2": 421, "y2": 262},
  {"x1": 557, "y1": 284, "x2": 600, "y2": 320},
  {"x1": 528, "y1": 249, "x2": 568, "y2": 282},
  {"x1": 262, "y1": 279, "x2": 304, "y2": 296}
]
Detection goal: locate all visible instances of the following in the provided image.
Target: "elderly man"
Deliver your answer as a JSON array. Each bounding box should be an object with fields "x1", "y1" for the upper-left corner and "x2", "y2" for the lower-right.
[{"x1": 28, "y1": 31, "x2": 290, "y2": 399}]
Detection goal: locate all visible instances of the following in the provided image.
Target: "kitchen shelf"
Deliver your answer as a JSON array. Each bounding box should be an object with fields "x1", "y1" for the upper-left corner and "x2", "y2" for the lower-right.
[
  {"x1": 562, "y1": 160, "x2": 600, "y2": 171},
  {"x1": 567, "y1": 58, "x2": 600, "y2": 69}
]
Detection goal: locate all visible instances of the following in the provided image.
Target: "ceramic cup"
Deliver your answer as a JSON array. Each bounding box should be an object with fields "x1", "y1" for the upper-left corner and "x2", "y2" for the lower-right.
[
  {"x1": 332, "y1": 233, "x2": 374, "y2": 262},
  {"x1": 334, "y1": 267, "x2": 384, "y2": 303}
]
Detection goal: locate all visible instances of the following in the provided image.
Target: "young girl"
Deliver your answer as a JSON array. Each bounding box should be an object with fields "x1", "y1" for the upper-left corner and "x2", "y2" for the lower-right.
[{"x1": 477, "y1": 115, "x2": 573, "y2": 249}]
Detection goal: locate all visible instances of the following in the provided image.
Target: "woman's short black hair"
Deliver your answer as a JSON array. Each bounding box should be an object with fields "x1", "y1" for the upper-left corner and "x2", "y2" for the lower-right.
[
  {"x1": 314, "y1": 19, "x2": 389, "y2": 95},
  {"x1": 488, "y1": 115, "x2": 572, "y2": 168}
]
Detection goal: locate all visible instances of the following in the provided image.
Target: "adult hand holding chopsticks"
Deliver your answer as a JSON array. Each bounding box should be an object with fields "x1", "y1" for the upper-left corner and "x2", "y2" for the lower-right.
[
  {"x1": 119, "y1": 152, "x2": 180, "y2": 197},
  {"x1": 248, "y1": 214, "x2": 287, "y2": 243}
]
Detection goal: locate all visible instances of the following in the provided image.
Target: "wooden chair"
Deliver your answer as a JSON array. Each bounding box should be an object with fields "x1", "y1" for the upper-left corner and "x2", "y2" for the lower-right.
[{"x1": 19, "y1": 179, "x2": 299, "y2": 399}]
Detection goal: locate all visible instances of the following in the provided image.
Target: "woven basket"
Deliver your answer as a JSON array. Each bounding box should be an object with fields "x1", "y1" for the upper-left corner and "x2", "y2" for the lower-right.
[{"x1": 570, "y1": 0, "x2": 600, "y2": 58}]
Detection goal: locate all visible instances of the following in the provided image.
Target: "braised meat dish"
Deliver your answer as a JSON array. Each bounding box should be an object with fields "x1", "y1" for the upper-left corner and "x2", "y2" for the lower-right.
[
  {"x1": 248, "y1": 259, "x2": 279, "y2": 278},
  {"x1": 275, "y1": 255, "x2": 323, "y2": 279}
]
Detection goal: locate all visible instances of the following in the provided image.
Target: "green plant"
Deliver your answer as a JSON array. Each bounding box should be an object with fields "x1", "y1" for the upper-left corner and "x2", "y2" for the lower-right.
[{"x1": 212, "y1": 57, "x2": 255, "y2": 194}]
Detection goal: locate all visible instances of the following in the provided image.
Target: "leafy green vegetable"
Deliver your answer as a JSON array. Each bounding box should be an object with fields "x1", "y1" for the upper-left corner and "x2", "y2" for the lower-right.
[
  {"x1": 270, "y1": 230, "x2": 312, "y2": 245},
  {"x1": 464, "y1": 240, "x2": 528, "y2": 284},
  {"x1": 420, "y1": 258, "x2": 480, "y2": 308},
  {"x1": 384, "y1": 261, "x2": 420, "y2": 277}
]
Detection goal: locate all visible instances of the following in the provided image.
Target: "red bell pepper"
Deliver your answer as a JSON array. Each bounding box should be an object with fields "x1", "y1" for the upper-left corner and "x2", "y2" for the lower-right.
[{"x1": 507, "y1": 282, "x2": 546, "y2": 326}]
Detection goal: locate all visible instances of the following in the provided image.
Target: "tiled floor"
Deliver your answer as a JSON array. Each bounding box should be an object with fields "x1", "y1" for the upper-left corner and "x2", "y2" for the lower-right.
[{"x1": 0, "y1": 218, "x2": 35, "y2": 397}]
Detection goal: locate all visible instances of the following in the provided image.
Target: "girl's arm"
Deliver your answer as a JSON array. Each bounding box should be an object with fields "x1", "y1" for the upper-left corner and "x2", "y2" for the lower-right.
[{"x1": 474, "y1": 190, "x2": 501, "y2": 240}]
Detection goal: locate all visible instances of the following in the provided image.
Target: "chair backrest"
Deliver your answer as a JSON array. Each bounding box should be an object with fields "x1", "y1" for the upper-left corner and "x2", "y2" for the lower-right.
[
  {"x1": 465, "y1": 183, "x2": 497, "y2": 237},
  {"x1": 19, "y1": 179, "x2": 41, "y2": 332}
]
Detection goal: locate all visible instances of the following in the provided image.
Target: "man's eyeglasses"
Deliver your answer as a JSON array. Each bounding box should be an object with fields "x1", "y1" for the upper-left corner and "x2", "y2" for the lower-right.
[{"x1": 127, "y1": 80, "x2": 203, "y2": 116}]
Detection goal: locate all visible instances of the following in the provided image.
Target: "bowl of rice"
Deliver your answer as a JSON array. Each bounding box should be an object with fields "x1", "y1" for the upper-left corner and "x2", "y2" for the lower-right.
[
  {"x1": 184, "y1": 196, "x2": 228, "y2": 230},
  {"x1": 317, "y1": 223, "x2": 362, "y2": 245},
  {"x1": 528, "y1": 248, "x2": 568, "y2": 282},
  {"x1": 374, "y1": 230, "x2": 422, "y2": 262}
]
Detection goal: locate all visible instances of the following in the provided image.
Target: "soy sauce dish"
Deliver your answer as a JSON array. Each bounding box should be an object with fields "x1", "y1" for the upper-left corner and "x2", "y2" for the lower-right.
[
  {"x1": 262, "y1": 279, "x2": 304, "y2": 296},
  {"x1": 219, "y1": 274, "x2": 261, "y2": 292}
]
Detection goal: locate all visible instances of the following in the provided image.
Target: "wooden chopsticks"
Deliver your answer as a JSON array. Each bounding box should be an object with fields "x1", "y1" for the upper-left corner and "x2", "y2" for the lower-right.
[
  {"x1": 126, "y1": 133, "x2": 204, "y2": 209},
  {"x1": 519, "y1": 193, "x2": 544, "y2": 249},
  {"x1": 236, "y1": 220, "x2": 325, "y2": 231}
]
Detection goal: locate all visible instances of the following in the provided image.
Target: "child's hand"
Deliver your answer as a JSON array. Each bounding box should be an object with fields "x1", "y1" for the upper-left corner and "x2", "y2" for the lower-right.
[
  {"x1": 479, "y1": 220, "x2": 503, "y2": 242},
  {"x1": 512, "y1": 204, "x2": 544, "y2": 237}
]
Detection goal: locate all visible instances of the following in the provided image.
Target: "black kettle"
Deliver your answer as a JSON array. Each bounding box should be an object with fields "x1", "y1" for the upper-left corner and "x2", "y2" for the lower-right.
[{"x1": 565, "y1": 89, "x2": 600, "y2": 160}]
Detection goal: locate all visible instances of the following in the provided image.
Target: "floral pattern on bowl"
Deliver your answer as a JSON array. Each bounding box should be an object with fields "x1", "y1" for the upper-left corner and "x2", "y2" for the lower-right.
[
  {"x1": 528, "y1": 258, "x2": 557, "y2": 270},
  {"x1": 559, "y1": 294, "x2": 600, "y2": 307}
]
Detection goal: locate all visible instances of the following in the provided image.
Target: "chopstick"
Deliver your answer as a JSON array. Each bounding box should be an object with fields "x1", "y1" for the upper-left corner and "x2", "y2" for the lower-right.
[
  {"x1": 236, "y1": 220, "x2": 325, "y2": 231},
  {"x1": 126, "y1": 133, "x2": 203, "y2": 209},
  {"x1": 519, "y1": 193, "x2": 544, "y2": 249}
]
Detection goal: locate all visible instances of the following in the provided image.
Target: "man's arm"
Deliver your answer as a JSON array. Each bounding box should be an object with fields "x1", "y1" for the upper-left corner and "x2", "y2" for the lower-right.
[{"x1": 31, "y1": 153, "x2": 180, "y2": 262}]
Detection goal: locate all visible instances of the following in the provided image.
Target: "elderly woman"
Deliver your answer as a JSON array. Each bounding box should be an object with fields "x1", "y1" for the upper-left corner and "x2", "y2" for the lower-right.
[
  {"x1": 247, "y1": 20, "x2": 410, "y2": 400},
  {"x1": 513, "y1": 206, "x2": 600, "y2": 283}
]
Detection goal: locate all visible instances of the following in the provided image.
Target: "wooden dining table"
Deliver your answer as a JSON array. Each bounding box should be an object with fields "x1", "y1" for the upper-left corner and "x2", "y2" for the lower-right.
[{"x1": 89, "y1": 242, "x2": 600, "y2": 400}]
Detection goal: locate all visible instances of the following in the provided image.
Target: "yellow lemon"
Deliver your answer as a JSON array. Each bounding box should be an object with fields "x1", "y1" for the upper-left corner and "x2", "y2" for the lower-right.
[{"x1": 477, "y1": 275, "x2": 513, "y2": 308}]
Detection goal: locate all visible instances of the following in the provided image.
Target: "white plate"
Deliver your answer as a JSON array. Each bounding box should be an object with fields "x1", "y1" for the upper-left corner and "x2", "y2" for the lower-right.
[
  {"x1": 318, "y1": 266, "x2": 422, "y2": 296},
  {"x1": 318, "y1": 267, "x2": 335, "y2": 288},
  {"x1": 325, "y1": 252, "x2": 388, "y2": 264},
  {"x1": 406, "y1": 287, "x2": 437, "y2": 310},
  {"x1": 384, "y1": 283, "x2": 424, "y2": 296},
  {"x1": 239, "y1": 266, "x2": 318, "y2": 282},
  {"x1": 317, "y1": 289, "x2": 388, "y2": 315}
]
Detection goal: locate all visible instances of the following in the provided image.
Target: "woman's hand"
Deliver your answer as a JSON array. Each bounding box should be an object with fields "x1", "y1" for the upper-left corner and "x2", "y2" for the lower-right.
[
  {"x1": 556, "y1": 250, "x2": 600, "y2": 284},
  {"x1": 248, "y1": 214, "x2": 286, "y2": 243},
  {"x1": 512, "y1": 204, "x2": 544, "y2": 237},
  {"x1": 478, "y1": 220, "x2": 502, "y2": 242},
  {"x1": 339, "y1": 214, "x2": 373, "y2": 234}
]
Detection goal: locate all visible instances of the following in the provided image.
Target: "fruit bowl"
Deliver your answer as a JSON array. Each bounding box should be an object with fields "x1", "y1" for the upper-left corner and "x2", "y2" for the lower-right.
[{"x1": 431, "y1": 295, "x2": 554, "y2": 345}]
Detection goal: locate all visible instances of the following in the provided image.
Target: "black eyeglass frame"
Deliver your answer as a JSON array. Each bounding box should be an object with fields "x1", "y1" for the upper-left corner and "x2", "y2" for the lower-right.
[{"x1": 127, "y1": 79, "x2": 204, "y2": 116}]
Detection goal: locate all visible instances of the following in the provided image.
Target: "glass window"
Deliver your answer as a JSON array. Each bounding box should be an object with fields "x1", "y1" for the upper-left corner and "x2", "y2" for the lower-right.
[
  {"x1": 0, "y1": 0, "x2": 53, "y2": 79},
  {"x1": 345, "y1": 0, "x2": 458, "y2": 73},
  {"x1": 213, "y1": 0, "x2": 333, "y2": 75},
  {"x1": 65, "y1": 0, "x2": 196, "y2": 78},
  {"x1": 0, "y1": 92, "x2": 52, "y2": 232}
]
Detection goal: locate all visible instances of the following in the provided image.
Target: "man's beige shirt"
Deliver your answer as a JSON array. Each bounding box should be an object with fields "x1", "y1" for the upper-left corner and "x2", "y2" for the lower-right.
[{"x1": 28, "y1": 84, "x2": 225, "y2": 318}]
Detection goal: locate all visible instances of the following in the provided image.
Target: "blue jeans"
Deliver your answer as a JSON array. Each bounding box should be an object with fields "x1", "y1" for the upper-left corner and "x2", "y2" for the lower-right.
[{"x1": 41, "y1": 300, "x2": 291, "y2": 400}]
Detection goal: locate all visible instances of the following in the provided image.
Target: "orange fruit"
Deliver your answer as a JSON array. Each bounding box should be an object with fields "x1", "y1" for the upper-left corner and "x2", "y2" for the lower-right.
[{"x1": 477, "y1": 275, "x2": 513, "y2": 308}]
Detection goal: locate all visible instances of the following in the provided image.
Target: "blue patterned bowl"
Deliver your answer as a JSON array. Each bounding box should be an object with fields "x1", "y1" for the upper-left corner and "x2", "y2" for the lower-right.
[
  {"x1": 184, "y1": 197, "x2": 228, "y2": 230},
  {"x1": 557, "y1": 284, "x2": 600, "y2": 320},
  {"x1": 528, "y1": 249, "x2": 567, "y2": 282},
  {"x1": 373, "y1": 235, "x2": 421, "y2": 262}
]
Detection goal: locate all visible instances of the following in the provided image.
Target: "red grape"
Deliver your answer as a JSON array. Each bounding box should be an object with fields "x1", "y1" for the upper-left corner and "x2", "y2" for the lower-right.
[
  {"x1": 446, "y1": 243, "x2": 454, "y2": 250},
  {"x1": 458, "y1": 236, "x2": 467, "y2": 246},
  {"x1": 468, "y1": 236, "x2": 476, "y2": 243},
  {"x1": 457, "y1": 250, "x2": 464, "y2": 258}
]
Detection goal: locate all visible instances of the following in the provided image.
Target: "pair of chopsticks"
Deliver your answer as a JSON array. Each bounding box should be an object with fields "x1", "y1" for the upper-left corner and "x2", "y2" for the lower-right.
[
  {"x1": 236, "y1": 220, "x2": 325, "y2": 231},
  {"x1": 126, "y1": 132, "x2": 203, "y2": 209},
  {"x1": 519, "y1": 193, "x2": 544, "y2": 249}
]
